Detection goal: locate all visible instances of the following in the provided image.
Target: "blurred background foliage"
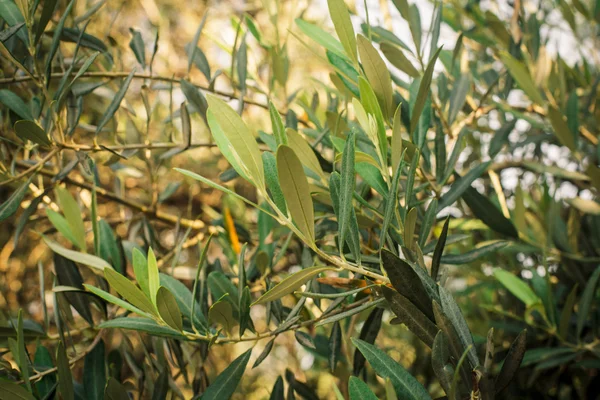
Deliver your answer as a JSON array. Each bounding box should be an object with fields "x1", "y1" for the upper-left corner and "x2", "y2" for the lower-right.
[{"x1": 1, "y1": 0, "x2": 600, "y2": 399}]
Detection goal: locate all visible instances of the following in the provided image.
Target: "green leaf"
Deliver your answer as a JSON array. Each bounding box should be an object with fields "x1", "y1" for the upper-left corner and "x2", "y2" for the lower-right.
[
  {"x1": 495, "y1": 330, "x2": 527, "y2": 393},
  {"x1": 253, "y1": 266, "x2": 334, "y2": 305},
  {"x1": 493, "y1": 269, "x2": 541, "y2": 307},
  {"x1": 15, "y1": 310, "x2": 31, "y2": 393},
  {"x1": 200, "y1": 349, "x2": 252, "y2": 400},
  {"x1": 382, "y1": 250, "x2": 434, "y2": 320},
  {"x1": 380, "y1": 150, "x2": 405, "y2": 248},
  {"x1": 558, "y1": 284, "x2": 578, "y2": 339},
  {"x1": 97, "y1": 219, "x2": 122, "y2": 273},
  {"x1": 56, "y1": 341, "x2": 74, "y2": 400},
  {"x1": 418, "y1": 199, "x2": 437, "y2": 248},
  {"x1": 277, "y1": 145, "x2": 315, "y2": 243},
  {"x1": 437, "y1": 161, "x2": 491, "y2": 211},
  {"x1": 328, "y1": 0, "x2": 357, "y2": 63},
  {"x1": 488, "y1": 119, "x2": 517, "y2": 158},
  {"x1": 34, "y1": 0, "x2": 58, "y2": 44},
  {"x1": 431, "y1": 331, "x2": 452, "y2": 394},
  {"x1": 269, "y1": 101, "x2": 288, "y2": 146},
  {"x1": 159, "y1": 273, "x2": 208, "y2": 332},
  {"x1": 317, "y1": 298, "x2": 384, "y2": 327},
  {"x1": 380, "y1": 42, "x2": 419, "y2": 78},
  {"x1": 207, "y1": 271, "x2": 239, "y2": 314},
  {"x1": 439, "y1": 286, "x2": 478, "y2": 367},
  {"x1": 263, "y1": 152, "x2": 288, "y2": 214},
  {"x1": 104, "y1": 378, "x2": 130, "y2": 400},
  {"x1": 180, "y1": 78, "x2": 208, "y2": 118},
  {"x1": 103, "y1": 268, "x2": 157, "y2": 316},
  {"x1": 55, "y1": 187, "x2": 86, "y2": 251},
  {"x1": 352, "y1": 338, "x2": 432, "y2": 400},
  {"x1": 0, "y1": 176, "x2": 32, "y2": 222},
  {"x1": 237, "y1": 37, "x2": 248, "y2": 92},
  {"x1": 239, "y1": 286, "x2": 252, "y2": 336},
  {"x1": 13, "y1": 120, "x2": 52, "y2": 146},
  {"x1": 83, "y1": 339, "x2": 106, "y2": 400},
  {"x1": 132, "y1": 248, "x2": 149, "y2": 298},
  {"x1": 98, "y1": 318, "x2": 187, "y2": 340},
  {"x1": 33, "y1": 345, "x2": 55, "y2": 398},
  {"x1": 548, "y1": 106, "x2": 577, "y2": 151},
  {"x1": 147, "y1": 248, "x2": 159, "y2": 305},
  {"x1": 329, "y1": 321, "x2": 342, "y2": 372},
  {"x1": 576, "y1": 266, "x2": 600, "y2": 337},
  {"x1": 286, "y1": 128, "x2": 325, "y2": 180},
  {"x1": 353, "y1": 308, "x2": 384, "y2": 376},
  {"x1": 253, "y1": 337, "x2": 276, "y2": 368},
  {"x1": 43, "y1": 236, "x2": 111, "y2": 271},
  {"x1": 0, "y1": 89, "x2": 33, "y2": 120},
  {"x1": 348, "y1": 377, "x2": 378, "y2": 400},
  {"x1": 358, "y1": 77, "x2": 387, "y2": 167},
  {"x1": 447, "y1": 74, "x2": 470, "y2": 124},
  {"x1": 462, "y1": 187, "x2": 519, "y2": 238},
  {"x1": 339, "y1": 131, "x2": 356, "y2": 251},
  {"x1": 498, "y1": 51, "x2": 544, "y2": 105},
  {"x1": 207, "y1": 95, "x2": 264, "y2": 188},
  {"x1": 431, "y1": 217, "x2": 449, "y2": 280},
  {"x1": 129, "y1": 28, "x2": 146, "y2": 68},
  {"x1": 382, "y1": 286, "x2": 438, "y2": 347},
  {"x1": 295, "y1": 331, "x2": 317, "y2": 349},
  {"x1": 96, "y1": 69, "x2": 135, "y2": 134},
  {"x1": 355, "y1": 163, "x2": 388, "y2": 197},
  {"x1": 83, "y1": 284, "x2": 154, "y2": 319},
  {"x1": 46, "y1": 209, "x2": 80, "y2": 249},
  {"x1": 0, "y1": 381, "x2": 35, "y2": 400},
  {"x1": 53, "y1": 253, "x2": 94, "y2": 326},
  {"x1": 441, "y1": 241, "x2": 508, "y2": 264},
  {"x1": 357, "y1": 35, "x2": 394, "y2": 118},
  {"x1": 156, "y1": 286, "x2": 183, "y2": 331},
  {"x1": 187, "y1": 12, "x2": 208, "y2": 73},
  {"x1": 404, "y1": 207, "x2": 417, "y2": 249},
  {"x1": 209, "y1": 296, "x2": 236, "y2": 334},
  {"x1": 410, "y1": 47, "x2": 441, "y2": 134},
  {"x1": 295, "y1": 18, "x2": 347, "y2": 59}
]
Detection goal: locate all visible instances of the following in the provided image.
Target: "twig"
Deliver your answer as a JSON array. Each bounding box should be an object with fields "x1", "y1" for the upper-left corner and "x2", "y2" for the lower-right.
[{"x1": 0, "y1": 148, "x2": 58, "y2": 187}]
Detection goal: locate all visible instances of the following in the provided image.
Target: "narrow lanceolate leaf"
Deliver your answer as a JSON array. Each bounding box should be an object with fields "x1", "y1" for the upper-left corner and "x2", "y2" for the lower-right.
[
  {"x1": 498, "y1": 51, "x2": 544, "y2": 105},
  {"x1": 156, "y1": 286, "x2": 183, "y2": 331},
  {"x1": 55, "y1": 187, "x2": 86, "y2": 251},
  {"x1": 16, "y1": 310, "x2": 31, "y2": 392},
  {"x1": 431, "y1": 331, "x2": 452, "y2": 394},
  {"x1": 380, "y1": 42, "x2": 419, "y2": 78},
  {"x1": 410, "y1": 47, "x2": 441, "y2": 134},
  {"x1": 96, "y1": 69, "x2": 135, "y2": 134},
  {"x1": 404, "y1": 207, "x2": 417, "y2": 249},
  {"x1": 14, "y1": 120, "x2": 52, "y2": 146},
  {"x1": 207, "y1": 95, "x2": 264, "y2": 188},
  {"x1": 132, "y1": 248, "x2": 149, "y2": 299},
  {"x1": 253, "y1": 337, "x2": 276, "y2": 368},
  {"x1": 352, "y1": 338, "x2": 432, "y2": 400},
  {"x1": 187, "y1": 11, "x2": 208, "y2": 73},
  {"x1": 277, "y1": 145, "x2": 315, "y2": 243},
  {"x1": 432, "y1": 301, "x2": 470, "y2": 385},
  {"x1": 147, "y1": 248, "x2": 160, "y2": 304},
  {"x1": 357, "y1": 35, "x2": 394, "y2": 118},
  {"x1": 419, "y1": 199, "x2": 438, "y2": 248},
  {"x1": 83, "y1": 285, "x2": 154, "y2": 319},
  {"x1": 263, "y1": 152, "x2": 288, "y2": 214},
  {"x1": 44, "y1": 237, "x2": 111, "y2": 271},
  {"x1": 576, "y1": 267, "x2": 600, "y2": 338},
  {"x1": 269, "y1": 101, "x2": 287, "y2": 146},
  {"x1": 495, "y1": 330, "x2": 527, "y2": 393},
  {"x1": 558, "y1": 284, "x2": 578, "y2": 339},
  {"x1": 328, "y1": 0, "x2": 357, "y2": 63},
  {"x1": 295, "y1": 18, "x2": 346, "y2": 58},
  {"x1": 329, "y1": 321, "x2": 342, "y2": 372},
  {"x1": 0, "y1": 381, "x2": 35, "y2": 400},
  {"x1": 56, "y1": 341, "x2": 74, "y2": 400},
  {"x1": 200, "y1": 349, "x2": 252, "y2": 400},
  {"x1": 447, "y1": 74, "x2": 470, "y2": 124},
  {"x1": 437, "y1": 161, "x2": 491, "y2": 211},
  {"x1": 380, "y1": 150, "x2": 405, "y2": 249},
  {"x1": 547, "y1": 106, "x2": 577, "y2": 151},
  {"x1": 493, "y1": 269, "x2": 541, "y2": 307},
  {"x1": 382, "y1": 251, "x2": 434, "y2": 320},
  {"x1": 462, "y1": 187, "x2": 519, "y2": 238},
  {"x1": 129, "y1": 28, "x2": 146, "y2": 68},
  {"x1": 0, "y1": 90, "x2": 33, "y2": 120},
  {"x1": 98, "y1": 318, "x2": 185, "y2": 339},
  {"x1": 431, "y1": 217, "x2": 449, "y2": 280},
  {"x1": 382, "y1": 286, "x2": 438, "y2": 348},
  {"x1": 104, "y1": 268, "x2": 157, "y2": 316},
  {"x1": 339, "y1": 131, "x2": 356, "y2": 251},
  {"x1": 286, "y1": 129, "x2": 325, "y2": 180},
  {"x1": 488, "y1": 119, "x2": 517, "y2": 158},
  {"x1": 348, "y1": 377, "x2": 378, "y2": 400},
  {"x1": 439, "y1": 286, "x2": 478, "y2": 367},
  {"x1": 441, "y1": 241, "x2": 508, "y2": 264},
  {"x1": 83, "y1": 340, "x2": 106, "y2": 400},
  {"x1": 253, "y1": 266, "x2": 335, "y2": 305},
  {"x1": 353, "y1": 308, "x2": 384, "y2": 376},
  {"x1": 0, "y1": 176, "x2": 32, "y2": 222},
  {"x1": 392, "y1": 105, "x2": 404, "y2": 175}
]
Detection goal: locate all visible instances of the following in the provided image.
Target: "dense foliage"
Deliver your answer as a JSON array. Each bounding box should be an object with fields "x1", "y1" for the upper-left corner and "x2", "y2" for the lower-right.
[{"x1": 1, "y1": 0, "x2": 600, "y2": 399}]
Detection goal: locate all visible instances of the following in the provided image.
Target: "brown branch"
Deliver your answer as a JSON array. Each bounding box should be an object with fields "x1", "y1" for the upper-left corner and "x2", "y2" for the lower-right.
[
  {"x1": 15, "y1": 161, "x2": 206, "y2": 230},
  {"x1": 0, "y1": 71, "x2": 311, "y2": 127}
]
